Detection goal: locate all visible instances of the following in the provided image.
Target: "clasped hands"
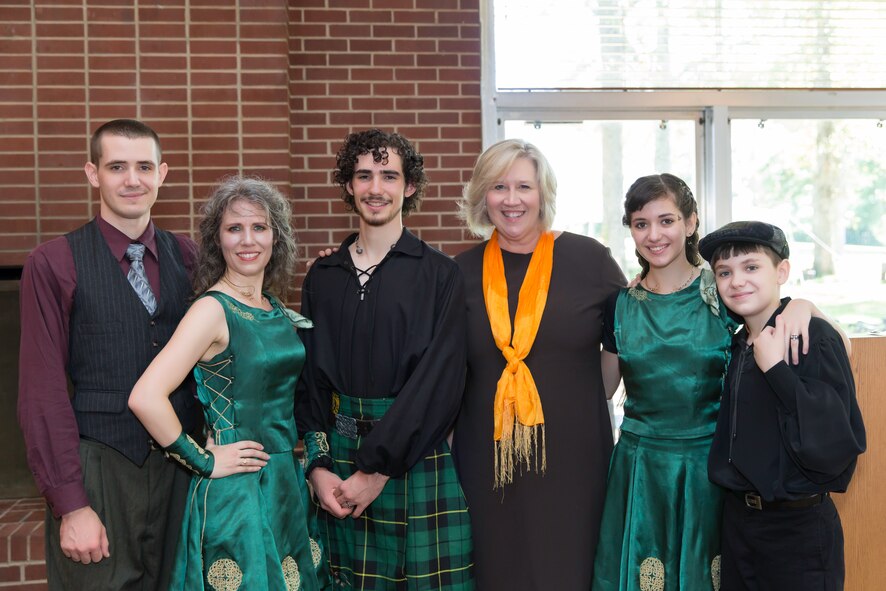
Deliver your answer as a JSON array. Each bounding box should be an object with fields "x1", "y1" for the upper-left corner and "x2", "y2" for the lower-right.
[{"x1": 310, "y1": 467, "x2": 389, "y2": 519}]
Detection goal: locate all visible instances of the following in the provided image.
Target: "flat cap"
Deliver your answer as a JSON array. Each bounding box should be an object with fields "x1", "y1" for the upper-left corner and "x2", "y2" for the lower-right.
[{"x1": 699, "y1": 220, "x2": 790, "y2": 262}]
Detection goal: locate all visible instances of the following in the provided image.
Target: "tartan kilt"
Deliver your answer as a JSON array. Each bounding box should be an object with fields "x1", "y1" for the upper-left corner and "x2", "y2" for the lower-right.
[{"x1": 316, "y1": 393, "x2": 474, "y2": 590}]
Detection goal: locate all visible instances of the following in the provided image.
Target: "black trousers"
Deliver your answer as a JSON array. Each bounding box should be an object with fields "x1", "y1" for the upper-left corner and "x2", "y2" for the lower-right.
[
  {"x1": 45, "y1": 439, "x2": 191, "y2": 591},
  {"x1": 720, "y1": 491, "x2": 844, "y2": 591}
]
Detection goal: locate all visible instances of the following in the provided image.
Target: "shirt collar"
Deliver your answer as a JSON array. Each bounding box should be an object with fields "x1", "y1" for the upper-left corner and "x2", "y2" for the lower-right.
[
  {"x1": 316, "y1": 227, "x2": 423, "y2": 268},
  {"x1": 97, "y1": 215, "x2": 158, "y2": 263}
]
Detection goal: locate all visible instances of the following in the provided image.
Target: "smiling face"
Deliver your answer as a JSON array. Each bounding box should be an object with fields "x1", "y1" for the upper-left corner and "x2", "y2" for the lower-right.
[
  {"x1": 484, "y1": 157, "x2": 543, "y2": 252},
  {"x1": 219, "y1": 198, "x2": 274, "y2": 281},
  {"x1": 628, "y1": 193, "x2": 698, "y2": 271},
  {"x1": 713, "y1": 247, "x2": 789, "y2": 327},
  {"x1": 84, "y1": 134, "x2": 167, "y2": 233},
  {"x1": 346, "y1": 150, "x2": 415, "y2": 229}
]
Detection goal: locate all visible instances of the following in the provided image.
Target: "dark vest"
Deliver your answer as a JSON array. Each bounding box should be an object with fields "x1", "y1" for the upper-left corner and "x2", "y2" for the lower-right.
[{"x1": 66, "y1": 219, "x2": 200, "y2": 465}]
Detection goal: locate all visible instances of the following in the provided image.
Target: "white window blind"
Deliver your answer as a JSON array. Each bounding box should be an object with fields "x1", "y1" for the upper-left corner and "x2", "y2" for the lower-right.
[{"x1": 494, "y1": 0, "x2": 886, "y2": 90}]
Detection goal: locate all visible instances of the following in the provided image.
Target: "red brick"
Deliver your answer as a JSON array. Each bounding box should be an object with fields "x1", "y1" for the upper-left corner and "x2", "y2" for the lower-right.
[
  {"x1": 0, "y1": 121, "x2": 35, "y2": 135},
  {"x1": 4, "y1": 55, "x2": 33, "y2": 69},
  {"x1": 139, "y1": 25, "x2": 187, "y2": 40},
  {"x1": 393, "y1": 39, "x2": 436, "y2": 53},
  {"x1": 348, "y1": 39, "x2": 392, "y2": 52},
  {"x1": 242, "y1": 55, "x2": 288, "y2": 70},
  {"x1": 191, "y1": 88, "x2": 238, "y2": 102},
  {"x1": 303, "y1": 9, "x2": 348, "y2": 22},
  {"x1": 0, "y1": 137, "x2": 34, "y2": 152},
  {"x1": 373, "y1": 112, "x2": 416, "y2": 126},
  {"x1": 391, "y1": 10, "x2": 436, "y2": 23},
  {"x1": 0, "y1": 71, "x2": 32, "y2": 86},
  {"x1": 91, "y1": 90, "x2": 139, "y2": 105},
  {"x1": 394, "y1": 67, "x2": 438, "y2": 81},
  {"x1": 350, "y1": 97, "x2": 394, "y2": 110},
  {"x1": 23, "y1": 563, "x2": 46, "y2": 581},
  {"x1": 241, "y1": 39, "x2": 289, "y2": 54},
  {"x1": 137, "y1": 56, "x2": 186, "y2": 71},
  {"x1": 241, "y1": 24, "x2": 288, "y2": 39},
  {"x1": 438, "y1": 38, "x2": 480, "y2": 53},
  {"x1": 373, "y1": 53, "x2": 416, "y2": 67},
  {"x1": 0, "y1": 87, "x2": 32, "y2": 101},
  {"x1": 39, "y1": 202, "x2": 88, "y2": 217},
  {"x1": 0, "y1": 6, "x2": 32, "y2": 21},
  {"x1": 373, "y1": 0, "x2": 415, "y2": 8},
  {"x1": 351, "y1": 67, "x2": 395, "y2": 82},
  {"x1": 0, "y1": 564, "x2": 22, "y2": 583}
]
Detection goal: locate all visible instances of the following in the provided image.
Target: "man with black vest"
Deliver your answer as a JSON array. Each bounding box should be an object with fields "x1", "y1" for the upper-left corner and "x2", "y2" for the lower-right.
[{"x1": 18, "y1": 119, "x2": 202, "y2": 590}]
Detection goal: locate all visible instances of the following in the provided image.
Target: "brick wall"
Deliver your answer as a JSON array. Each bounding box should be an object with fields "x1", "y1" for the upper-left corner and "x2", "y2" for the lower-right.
[
  {"x1": 0, "y1": 499, "x2": 46, "y2": 590},
  {"x1": 0, "y1": 0, "x2": 483, "y2": 302},
  {"x1": 288, "y1": 0, "x2": 482, "y2": 303}
]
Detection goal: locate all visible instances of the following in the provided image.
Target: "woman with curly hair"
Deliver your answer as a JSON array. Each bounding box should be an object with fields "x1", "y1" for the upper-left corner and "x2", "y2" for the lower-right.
[{"x1": 130, "y1": 176, "x2": 331, "y2": 590}]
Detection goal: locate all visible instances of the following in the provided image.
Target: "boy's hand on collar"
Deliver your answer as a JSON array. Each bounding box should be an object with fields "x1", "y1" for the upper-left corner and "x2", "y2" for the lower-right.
[{"x1": 753, "y1": 323, "x2": 786, "y2": 373}]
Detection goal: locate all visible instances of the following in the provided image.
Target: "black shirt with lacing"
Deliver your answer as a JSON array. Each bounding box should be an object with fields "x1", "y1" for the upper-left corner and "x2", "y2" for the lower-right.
[{"x1": 295, "y1": 228, "x2": 467, "y2": 478}]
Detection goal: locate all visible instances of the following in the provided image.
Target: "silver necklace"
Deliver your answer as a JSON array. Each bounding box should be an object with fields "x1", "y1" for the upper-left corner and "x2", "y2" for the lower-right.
[{"x1": 354, "y1": 234, "x2": 397, "y2": 256}]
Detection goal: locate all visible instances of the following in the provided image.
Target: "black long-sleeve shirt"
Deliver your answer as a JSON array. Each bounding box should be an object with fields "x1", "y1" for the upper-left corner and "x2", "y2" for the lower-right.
[
  {"x1": 708, "y1": 299, "x2": 866, "y2": 501},
  {"x1": 295, "y1": 229, "x2": 467, "y2": 478}
]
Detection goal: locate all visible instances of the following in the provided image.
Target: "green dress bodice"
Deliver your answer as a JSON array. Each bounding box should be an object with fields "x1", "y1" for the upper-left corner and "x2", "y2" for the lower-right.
[
  {"x1": 195, "y1": 292, "x2": 305, "y2": 452},
  {"x1": 615, "y1": 271, "x2": 736, "y2": 439}
]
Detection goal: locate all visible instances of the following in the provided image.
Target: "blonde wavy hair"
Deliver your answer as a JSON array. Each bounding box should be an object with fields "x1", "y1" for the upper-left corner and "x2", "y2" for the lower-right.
[{"x1": 458, "y1": 139, "x2": 558, "y2": 237}]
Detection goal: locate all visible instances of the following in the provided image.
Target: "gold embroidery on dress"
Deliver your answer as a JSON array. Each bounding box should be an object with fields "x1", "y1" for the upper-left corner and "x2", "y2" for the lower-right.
[
  {"x1": 223, "y1": 298, "x2": 255, "y2": 321},
  {"x1": 282, "y1": 555, "x2": 301, "y2": 590},
  {"x1": 639, "y1": 557, "x2": 665, "y2": 591},
  {"x1": 628, "y1": 286, "x2": 649, "y2": 302},
  {"x1": 711, "y1": 555, "x2": 721, "y2": 591},
  {"x1": 197, "y1": 357, "x2": 236, "y2": 437},
  {"x1": 207, "y1": 558, "x2": 243, "y2": 591},
  {"x1": 310, "y1": 538, "x2": 322, "y2": 568}
]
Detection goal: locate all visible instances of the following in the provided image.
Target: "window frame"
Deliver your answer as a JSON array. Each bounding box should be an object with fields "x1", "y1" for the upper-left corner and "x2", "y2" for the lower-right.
[{"x1": 481, "y1": 0, "x2": 886, "y2": 234}]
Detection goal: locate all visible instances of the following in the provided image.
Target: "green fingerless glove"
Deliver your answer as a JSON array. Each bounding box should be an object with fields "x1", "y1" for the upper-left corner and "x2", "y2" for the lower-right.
[{"x1": 164, "y1": 432, "x2": 215, "y2": 477}]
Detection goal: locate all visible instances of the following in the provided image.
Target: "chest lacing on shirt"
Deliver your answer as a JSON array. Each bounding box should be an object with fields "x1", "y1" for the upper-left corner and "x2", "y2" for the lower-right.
[{"x1": 342, "y1": 252, "x2": 395, "y2": 391}]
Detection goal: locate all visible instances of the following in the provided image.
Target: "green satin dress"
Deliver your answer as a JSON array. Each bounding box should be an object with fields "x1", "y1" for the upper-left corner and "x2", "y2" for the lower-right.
[
  {"x1": 169, "y1": 291, "x2": 331, "y2": 591},
  {"x1": 592, "y1": 270, "x2": 736, "y2": 591}
]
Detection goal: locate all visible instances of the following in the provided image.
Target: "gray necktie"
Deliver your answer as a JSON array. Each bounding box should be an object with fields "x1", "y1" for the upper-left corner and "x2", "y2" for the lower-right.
[{"x1": 126, "y1": 243, "x2": 157, "y2": 315}]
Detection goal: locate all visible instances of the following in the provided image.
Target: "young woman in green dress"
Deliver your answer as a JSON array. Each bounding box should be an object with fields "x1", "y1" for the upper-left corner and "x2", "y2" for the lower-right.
[{"x1": 130, "y1": 177, "x2": 330, "y2": 590}]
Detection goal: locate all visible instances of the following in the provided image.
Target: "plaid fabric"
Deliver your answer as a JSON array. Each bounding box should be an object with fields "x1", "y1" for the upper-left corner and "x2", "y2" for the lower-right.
[{"x1": 316, "y1": 393, "x2": 474, "y2": 590}]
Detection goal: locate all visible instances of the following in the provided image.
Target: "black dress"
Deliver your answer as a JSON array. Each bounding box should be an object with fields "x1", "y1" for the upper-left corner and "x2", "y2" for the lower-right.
[{"x1": 452, "y1": 232, "x2": 625, "y2": 591}]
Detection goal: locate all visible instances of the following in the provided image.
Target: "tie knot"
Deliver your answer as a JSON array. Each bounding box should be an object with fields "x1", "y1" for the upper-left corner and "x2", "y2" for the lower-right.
[{"x1": 126, "y1": 243, "x2": 146, "y2": 262}]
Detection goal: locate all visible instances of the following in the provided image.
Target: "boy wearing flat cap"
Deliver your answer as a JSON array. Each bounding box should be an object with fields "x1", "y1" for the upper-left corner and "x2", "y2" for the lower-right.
[{"x1": 699, "y1": 221, "x2": 866, "y2": 591}]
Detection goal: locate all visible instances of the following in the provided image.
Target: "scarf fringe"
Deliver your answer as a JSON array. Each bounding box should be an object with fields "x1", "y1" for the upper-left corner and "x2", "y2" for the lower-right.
[{"x1": 494, "y1": 415, "x2": 546, "y2": 489}]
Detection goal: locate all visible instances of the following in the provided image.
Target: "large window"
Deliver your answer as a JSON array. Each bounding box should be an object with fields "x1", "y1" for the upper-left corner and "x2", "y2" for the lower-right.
[
  {"x1": 484, "y1": 0, "x2": 886, "y2": 335},
  {"x1": 493, "y1": 0, "x2": 886, "y2": 90}
]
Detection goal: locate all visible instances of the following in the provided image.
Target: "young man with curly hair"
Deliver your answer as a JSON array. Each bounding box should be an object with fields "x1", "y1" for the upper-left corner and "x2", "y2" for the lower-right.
[{"x1": 297, "y1": 129, "x2": 475, "y2": 590}]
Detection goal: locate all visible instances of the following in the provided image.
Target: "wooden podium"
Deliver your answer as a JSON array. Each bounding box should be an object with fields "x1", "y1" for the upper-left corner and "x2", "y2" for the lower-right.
[{"x1": 832, "y1": 336, "x2": 885, "y2": 590}]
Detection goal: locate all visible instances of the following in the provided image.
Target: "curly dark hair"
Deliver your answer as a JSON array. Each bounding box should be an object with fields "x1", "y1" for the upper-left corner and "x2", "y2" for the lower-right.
[
  {"x1": 623, "y1": 173, "x2": 702, "y2": 278},
  {"x1": 193, "y1": 176, "x2": 298, "y2": 299},
  {"x1": 333, "y1": 128, "x2": 428, "y2": 216}
]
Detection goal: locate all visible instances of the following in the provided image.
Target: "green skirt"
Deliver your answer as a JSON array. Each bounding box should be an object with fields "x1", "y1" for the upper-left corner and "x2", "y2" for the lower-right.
[
  {"x1": 592, "y1": 431, "x2": 724, "y2": 591},
  {"x1": 318, "y1": 393, "x2": 474, "y2": 590},
  {"x1": 170, "y1": 450, "x2": 331, "y2": 590}
]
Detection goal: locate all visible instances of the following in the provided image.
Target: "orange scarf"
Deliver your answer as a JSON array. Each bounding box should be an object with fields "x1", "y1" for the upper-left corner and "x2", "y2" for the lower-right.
[{"x1": 482, "y1": 230, "x2": 554, "y2": 488}]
